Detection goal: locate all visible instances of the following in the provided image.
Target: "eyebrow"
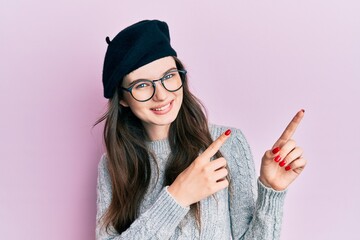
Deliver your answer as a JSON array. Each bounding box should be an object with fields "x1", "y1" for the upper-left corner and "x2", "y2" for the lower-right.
[{"x1": 126, "y1": 67, "x2": 177, "y2": 87}]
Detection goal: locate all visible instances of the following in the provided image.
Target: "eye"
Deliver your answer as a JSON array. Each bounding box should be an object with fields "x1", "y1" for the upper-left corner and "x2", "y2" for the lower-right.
[
  {"x1": 134, "y1": 81, "x2": 152, "y2": 89},
  {"x1": 164, "y1": 71, "x2": 178, "y2": 80},
  {"x1": 163, "y1": 73, "x2": 173, "y2": 80}
]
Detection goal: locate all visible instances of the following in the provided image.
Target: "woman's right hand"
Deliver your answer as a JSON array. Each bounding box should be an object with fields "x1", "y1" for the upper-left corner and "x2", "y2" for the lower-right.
[{"x1": 167, "y1": 130, "x2": 232, "y2": 207}]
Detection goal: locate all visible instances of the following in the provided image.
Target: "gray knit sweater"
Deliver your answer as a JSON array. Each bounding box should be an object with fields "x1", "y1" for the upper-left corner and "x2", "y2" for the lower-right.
[{"x1": 96, "y1": 124, "x2": 287, "y2": 239}]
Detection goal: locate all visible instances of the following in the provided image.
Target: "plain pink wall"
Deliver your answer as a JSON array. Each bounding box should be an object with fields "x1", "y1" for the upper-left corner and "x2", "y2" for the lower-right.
[{"x1": 1, "y1": 1, "x2": 359, "y2": 239}]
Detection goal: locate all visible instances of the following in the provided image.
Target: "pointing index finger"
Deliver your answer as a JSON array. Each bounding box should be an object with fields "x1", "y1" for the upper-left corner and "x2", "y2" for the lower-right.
[
  {"x1": 274, "y1": 109, "x2": 305, "y2": 147},
  {"x1": 201, "y1": 129, "x2": 231, "y2": 160}
]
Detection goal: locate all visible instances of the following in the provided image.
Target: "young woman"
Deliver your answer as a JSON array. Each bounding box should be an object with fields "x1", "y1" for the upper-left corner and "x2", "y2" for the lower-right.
[{"x1": 96, "y1": 20, "x2": 307, "y2": 239}]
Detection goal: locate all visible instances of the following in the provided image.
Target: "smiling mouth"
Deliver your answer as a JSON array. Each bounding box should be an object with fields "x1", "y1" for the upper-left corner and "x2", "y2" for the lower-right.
[{"x1": 151, "y1": 101, "x2": 173, "y2": 111}]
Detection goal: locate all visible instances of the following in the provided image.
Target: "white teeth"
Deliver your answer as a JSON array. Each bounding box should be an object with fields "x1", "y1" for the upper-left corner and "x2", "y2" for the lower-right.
[{"x1": 153, "y1": 102, "x2": 171, "y2": 111}]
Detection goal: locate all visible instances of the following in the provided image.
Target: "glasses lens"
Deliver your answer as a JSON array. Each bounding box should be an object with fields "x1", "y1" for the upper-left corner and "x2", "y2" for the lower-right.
[
  {"x1": 127, "y1": 70, "x2": 186, "y2": 102},
  {"x1": 131, "y1": 80, "x2": 154, "y2": 101},
  {"x1": 162, "y1": 70, "x2": 184, "y2": 92}
]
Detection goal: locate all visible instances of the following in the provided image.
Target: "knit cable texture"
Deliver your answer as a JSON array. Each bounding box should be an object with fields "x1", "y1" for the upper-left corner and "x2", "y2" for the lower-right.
[{"x1": 96, "y1": 124, "x2": 287, "y2": 239}]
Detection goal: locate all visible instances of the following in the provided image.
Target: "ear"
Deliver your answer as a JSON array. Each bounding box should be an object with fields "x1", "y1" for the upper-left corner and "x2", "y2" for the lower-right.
[{"x1": 119, "y1": 99, "x2": 129, "y2": 107}]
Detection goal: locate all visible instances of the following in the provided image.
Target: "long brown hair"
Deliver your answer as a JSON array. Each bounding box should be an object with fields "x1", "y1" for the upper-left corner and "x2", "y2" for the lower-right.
[{"x1": 95, "y1": 57, "x2": 221, "y2": 234}]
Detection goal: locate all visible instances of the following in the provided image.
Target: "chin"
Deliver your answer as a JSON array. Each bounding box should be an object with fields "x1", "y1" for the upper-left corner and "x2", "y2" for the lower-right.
[{"x1": 152, "y1": 114, "x2": 178, "y2": 126}]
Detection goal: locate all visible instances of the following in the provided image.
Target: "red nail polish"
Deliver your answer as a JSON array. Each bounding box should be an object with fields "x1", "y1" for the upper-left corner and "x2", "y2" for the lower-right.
[
  {"x1": 272, "y1": 147, "x2": 280, "y2": 154},
  {"x1": 279, "y1": 160, "x2": 287, "y2": 167},
  {"x1": 274, "y1": 155, "x2": 281, "y2": 162},
  {"x1": 301, "y1": 109, "x2": 305, "y2": 113},
  {"x1": 285, "y1": 165, "x2": 292, "y2": 171},
  {"x1": 225, "y1": 129, "x2": 231, "y2": 136}
]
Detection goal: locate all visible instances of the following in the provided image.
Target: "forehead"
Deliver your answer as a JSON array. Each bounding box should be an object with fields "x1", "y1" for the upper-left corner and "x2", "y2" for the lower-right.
[{"x1": 124, "y1": 56, "x2": 176, "y2": 83}]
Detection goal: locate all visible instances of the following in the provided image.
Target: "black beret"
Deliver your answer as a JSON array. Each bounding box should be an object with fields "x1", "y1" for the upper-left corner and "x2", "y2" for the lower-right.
[{"x1": 102, "y1": 20, "x2": 177, "y2": 99}]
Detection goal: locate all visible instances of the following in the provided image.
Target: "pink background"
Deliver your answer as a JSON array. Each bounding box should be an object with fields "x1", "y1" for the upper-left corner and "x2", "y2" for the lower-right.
[{"x1": 1, "y1": 1, "x2": 359, "y2": 239}]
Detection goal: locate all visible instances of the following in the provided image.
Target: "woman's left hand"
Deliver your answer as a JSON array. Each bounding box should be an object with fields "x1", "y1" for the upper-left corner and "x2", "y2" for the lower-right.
[{"x1": 259, "y1": 110, "x2": 307, "y2": 191}]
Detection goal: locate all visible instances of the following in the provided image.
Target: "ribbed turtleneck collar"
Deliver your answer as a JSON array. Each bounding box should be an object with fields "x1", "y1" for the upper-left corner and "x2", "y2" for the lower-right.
[{"x1": 146, "y1": 138, "x2": 171, "y2": 154}]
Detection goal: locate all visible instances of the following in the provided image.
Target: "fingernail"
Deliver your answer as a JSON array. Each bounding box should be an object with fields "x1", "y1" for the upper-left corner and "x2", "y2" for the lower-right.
[
  {"x1": 301, "y1": 109, "x2": 305, "y2": 113},
  {"x1": 279, "y1": 160, "x2": 287, "y2": 167},
  {"x1": 225, "y1": 129, "x2": 231, "y2": 136},
  {"x1": 274, "y1": 155, "x2": 281, "y2": 162},
  {"x1": 272, "y1": 147, "x2": 280, "y2": 154},
  {"x1": 285, "y1": 165, "x2": 292, "y2": 171}
]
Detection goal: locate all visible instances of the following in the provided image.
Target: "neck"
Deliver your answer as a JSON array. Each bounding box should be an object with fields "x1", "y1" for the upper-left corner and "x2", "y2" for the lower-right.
[{"x1": 143, "y1": 123, "x2": 170, "y2": 141}]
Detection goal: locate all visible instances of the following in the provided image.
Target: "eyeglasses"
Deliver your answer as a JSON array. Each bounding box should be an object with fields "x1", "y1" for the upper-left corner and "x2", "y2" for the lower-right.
[{"x1": 120, "y1": 69, "x2": 187, "y2": 102}]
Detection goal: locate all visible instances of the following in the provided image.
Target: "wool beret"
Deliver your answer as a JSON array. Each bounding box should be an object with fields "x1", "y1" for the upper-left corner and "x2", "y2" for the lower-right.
[{"x1": 102, "y1": 20, "x2": 177, "y2": 99}]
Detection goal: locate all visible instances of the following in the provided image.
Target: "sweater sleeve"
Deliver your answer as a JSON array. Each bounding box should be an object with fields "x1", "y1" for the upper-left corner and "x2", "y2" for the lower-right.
[
  {"x1": 95, "y1": 154, "x2": 190, "y2": 240},
  {"x1": 222, "y1": 128, "x2": 287, "y2": 240}
]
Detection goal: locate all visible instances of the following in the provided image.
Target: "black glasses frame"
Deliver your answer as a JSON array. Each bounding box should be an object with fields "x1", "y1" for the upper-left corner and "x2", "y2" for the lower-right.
[{"x1": 120, "y1": 69, "x2": 187, "y2": 102}]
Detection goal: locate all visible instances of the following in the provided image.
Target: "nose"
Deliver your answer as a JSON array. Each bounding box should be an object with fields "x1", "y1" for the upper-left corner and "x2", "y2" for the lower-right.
[{"x1": 152, "y1": 80, "x2": 168, "y2": 101}]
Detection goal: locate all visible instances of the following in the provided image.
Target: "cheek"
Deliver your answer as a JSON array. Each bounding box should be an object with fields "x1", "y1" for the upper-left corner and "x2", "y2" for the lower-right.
[
  {"x1": 176, "y1": 89, "x2": 184, "y2": 104},
  {"x1": 128, "y1": 101, "x2": 144, "y2": 112},
  {"x1": 122, "y1": 93, "x2": 142, "y2": 108},
  {"x1": 127, "y1": 99, "x2": 150, "y2": 118}
]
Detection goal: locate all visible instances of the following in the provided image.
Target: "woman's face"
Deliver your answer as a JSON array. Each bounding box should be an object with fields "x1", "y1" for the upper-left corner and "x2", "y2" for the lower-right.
[{"x1": 120, "y1": 56, "x2": 183, "y2": 139}]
